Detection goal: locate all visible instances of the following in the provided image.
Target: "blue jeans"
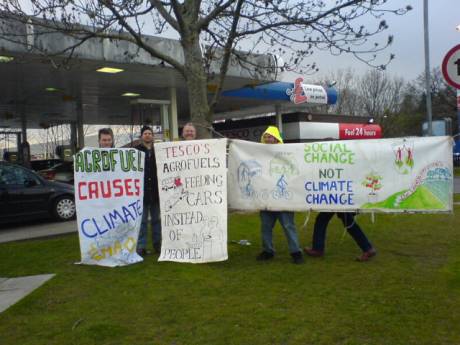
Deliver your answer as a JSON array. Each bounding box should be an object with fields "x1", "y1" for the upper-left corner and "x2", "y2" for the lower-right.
[
  {"x1": 312, "y1": 212, "x2": 372, "y2": 252},
  {"x1": 138, "y1": 201, "x2": 162, "y2": 250},
  {"x1": 260, "y1": 211, "x2": 301, "y2": 254}
]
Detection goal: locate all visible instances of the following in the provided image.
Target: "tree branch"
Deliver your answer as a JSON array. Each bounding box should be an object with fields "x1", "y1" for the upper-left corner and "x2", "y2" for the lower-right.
[
  {"x1": 208, "y1": 0, "x2": 244, "y2": 114},
  {"x1": 101, "y1": 0, "x2": 185, "y2": 74},
  {"x1": 149, "y1": 0, "x2": 180, "y2": 31},
  {"x1": 198, "y1": 0, "x2": 237, "y2": 29},
  {"x1": 236, "y1": 0, "x2": 365, "y2": 37}
]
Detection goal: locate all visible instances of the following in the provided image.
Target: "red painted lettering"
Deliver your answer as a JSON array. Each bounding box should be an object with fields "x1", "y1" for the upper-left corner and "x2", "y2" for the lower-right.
[
  {"x1": 78, "y1": 182, "x2": 87, "y2": 200},
  {"x1": 113, "y1": 179, "x2": 123, "y2": 197},
  {"x1": 134, "y1": 179, "x2": 141, "y2": 196},
  {"x1": 124, "y1": 178, "x2": 133, "y2": 196},
  {"x1": 100, "y1": 181, "x2": 112, "y2": 198},
  {"x1": 88, "y1": 182, "x2": 99, "y2": 199}
]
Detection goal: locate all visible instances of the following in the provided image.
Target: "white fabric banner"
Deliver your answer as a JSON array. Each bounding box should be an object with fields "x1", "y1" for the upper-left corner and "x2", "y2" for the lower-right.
[
  {"x1": 154, "y1": 139, "x2": 228, "y2": 263},
  {"x1": 228, "y1": 137, "x2": 453, "y2": 213},
  {"x1": 74, "y1": 148, "x2": 144, "y2": 267}
]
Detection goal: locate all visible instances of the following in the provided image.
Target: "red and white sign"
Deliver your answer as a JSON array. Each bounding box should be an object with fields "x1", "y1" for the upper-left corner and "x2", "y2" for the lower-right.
[
  {"x1": 442, "y1": 44, "x2": 460, "y2": 89},
  {"x1": 339, "y1": 124, "x2": 382, "y2": 140},
  {"x1": 290, "y1": 122, "x2": 381, "y2": 141},
  {"x1": 216, "y1": 122, "x2": 382, "y2": 142},
  {"x1": 286, "y1": 77, "x2": 328, "y2": 105}
]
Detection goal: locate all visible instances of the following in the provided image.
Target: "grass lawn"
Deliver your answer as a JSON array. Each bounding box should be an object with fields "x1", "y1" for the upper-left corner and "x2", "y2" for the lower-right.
[
  {"x1": 1, "y1": 204, "x2": 460, "y2": 345},
  {"x1": 454, "y1": 166, "x2": 460, "y2": 177}
]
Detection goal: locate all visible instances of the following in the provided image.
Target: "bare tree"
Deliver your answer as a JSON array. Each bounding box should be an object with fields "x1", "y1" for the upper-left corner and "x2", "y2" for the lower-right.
[
  {"x1": 325, "y1": 68, "x2": 363, "y2": 116},
  {"x1": 376, "y1": 67, "x2": 457, "y2": 137},
  {"x1": 0, "y1": 1, "x2": 411, "y2": 137},
  {"x1": 358, "y1": 69, "x2": 404, "y2": 118},
  {"x1": 414, "y1": 67, "x2": 457, "y2": 119},
  {"x1": 410, "y1": 67, "x2": 458, "y2": 133}
]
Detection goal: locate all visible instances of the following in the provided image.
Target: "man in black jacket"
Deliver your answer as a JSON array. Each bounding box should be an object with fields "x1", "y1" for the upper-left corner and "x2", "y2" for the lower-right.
[{"x1": 135, "y1": 125, "x2": 161, "y2": 255}]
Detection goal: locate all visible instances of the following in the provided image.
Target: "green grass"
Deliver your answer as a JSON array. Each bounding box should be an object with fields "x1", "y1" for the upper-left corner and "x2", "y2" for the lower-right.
[
  {"x1": 1, "y1": 207, "x2": 460, "y2": 345},
  {"x1": 455, "y1": 167, "x2": 460, "y2": 177}
]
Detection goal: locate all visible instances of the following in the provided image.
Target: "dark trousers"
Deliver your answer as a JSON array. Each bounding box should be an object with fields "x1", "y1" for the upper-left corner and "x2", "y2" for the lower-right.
[
  {"x1": 312, "y1": 212, "x2": 372, "y2": 252},
  {"x1": 138, "y1": 201, "x2": 161, "y2": 250}
]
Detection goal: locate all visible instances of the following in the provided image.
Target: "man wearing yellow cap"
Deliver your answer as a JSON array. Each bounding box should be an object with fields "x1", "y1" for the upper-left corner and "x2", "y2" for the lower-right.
[{"x1": 257, "y1": 126, "x2": 304, "y2": 264}]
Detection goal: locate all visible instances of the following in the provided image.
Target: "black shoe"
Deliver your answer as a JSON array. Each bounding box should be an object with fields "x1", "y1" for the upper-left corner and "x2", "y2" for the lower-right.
[
  {"x1": 291, "y1": 251, "x2": 305, "y2": 264},
  {"x1": 153, "y1": 244, "x2": 161, "y2": 254},
  {"x1": 303, "y1": 247, "x2": 324, "y2": 257},
  {"x1": 256, "y1": 251, "x2": 274, "y2": 261},
  {"x1": 356, "y1": 248, "x2": 377, "y2": 262},
  {"x1": 137, "y1": 248, "x2": 147, "y2": 257}
]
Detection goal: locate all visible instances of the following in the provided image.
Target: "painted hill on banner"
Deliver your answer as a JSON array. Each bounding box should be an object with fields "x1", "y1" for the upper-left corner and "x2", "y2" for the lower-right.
[{"x1": 362, "y1": 185, "x2": 447, "y2": 210}]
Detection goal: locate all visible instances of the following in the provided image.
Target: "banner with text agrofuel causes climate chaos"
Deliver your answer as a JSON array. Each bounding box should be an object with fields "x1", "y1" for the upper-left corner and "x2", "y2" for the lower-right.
[
  {"x1": 228, "y1": 137, "x2": 453, "y2": 213},
  {"x1": 154, "y1": 139, "x2": 227, "y2": 263},
  {"x1": 75, "y1": 148, "x2": 144, "y2": 267}
]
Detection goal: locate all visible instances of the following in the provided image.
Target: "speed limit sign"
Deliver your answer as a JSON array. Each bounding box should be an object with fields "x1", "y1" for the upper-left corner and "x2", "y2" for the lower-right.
[{"x1": 442, "y1": 44, "x2": 460, "y2": 89}]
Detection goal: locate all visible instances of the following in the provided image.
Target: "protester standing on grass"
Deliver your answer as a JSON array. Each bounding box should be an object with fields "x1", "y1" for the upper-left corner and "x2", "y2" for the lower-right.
[
  {"x1": 304, "y1": 134, "x2": 376, "y2": 262},
  {"x1": 304, "y1": 212, "x2": 376, "y2": 261},
  {"x1": 257, "y1": 126, "x2": 304, "y2": 264},
  {"x1": 98, "y1": 128, "x2": 115, "y2": 148},
  {"x1": 135, "y1": 125, "x2": 161, "y2": 256},
  {"x1": 181, "y1": 122, "x2": 197, "y2": 140}
]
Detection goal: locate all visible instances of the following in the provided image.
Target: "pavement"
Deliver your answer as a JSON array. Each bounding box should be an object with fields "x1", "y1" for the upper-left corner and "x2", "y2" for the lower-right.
[
  {"x1": 0, "y1": 220, "x2": 77, "y2": 244},
  {"x1": 0, "y1": 221, "x2": 69, "y2": 314},
  {"x1": 0, "y1": 274, "x2": 55, "y2": 313}
]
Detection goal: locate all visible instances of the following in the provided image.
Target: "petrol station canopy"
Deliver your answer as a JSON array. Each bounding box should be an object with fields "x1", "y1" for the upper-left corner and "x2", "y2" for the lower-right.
[
  {"x1": 0, "y1": 15, "x2": 338, "y2": 143},
  {"x1": 0, "y1": 15, "x2": 284, "y2": 129}
]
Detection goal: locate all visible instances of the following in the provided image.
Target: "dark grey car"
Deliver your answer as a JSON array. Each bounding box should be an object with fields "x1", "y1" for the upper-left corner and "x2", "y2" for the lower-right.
[{"x1": 0, "y1": 162, "x2": 75, "y2": 223}]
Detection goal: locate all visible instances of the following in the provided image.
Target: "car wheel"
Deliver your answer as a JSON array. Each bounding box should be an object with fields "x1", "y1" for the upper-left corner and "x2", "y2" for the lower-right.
[{"x1": 53, "y1": 196, "x2": 76, "y2": 221}]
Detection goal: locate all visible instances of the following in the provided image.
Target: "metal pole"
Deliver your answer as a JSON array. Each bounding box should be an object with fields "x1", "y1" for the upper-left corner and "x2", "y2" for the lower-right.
[
  {"x1": 76, "y1": 101, "x2": 85, "y2": 148},
  {"x1": 160, "y1": 104, "x2": 170, "y2": 141},
  {"x1": 169, "y1": 87, "x2": 179, "y2": 140},
  {"x1": 70, "y1": 121, "x2": 77, "y2": 152},
  {"x1": 423, "y1": 0, "x2": 433, "y2": 136},
  {"x1": 275, "y1": 104, "x2": 283, "y2": 132},
  {"x1": 21, "y1": 111, "x2": 27, "y2": 143},
  {"x1": 457, "y1": 89, "x2": 460, "y2": 135}
]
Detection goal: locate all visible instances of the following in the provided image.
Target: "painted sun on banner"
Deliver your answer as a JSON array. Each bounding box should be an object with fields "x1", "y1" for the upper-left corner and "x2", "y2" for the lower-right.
[
  {"x1": 74, "y1": 148, "x2": 144, "y2": 267},
  {"x1": 154, "y1": 139, "x2": 228, "y2": 263},
  {"x1": 228, "y1": 136, "x2": 453, "y2": 213}
]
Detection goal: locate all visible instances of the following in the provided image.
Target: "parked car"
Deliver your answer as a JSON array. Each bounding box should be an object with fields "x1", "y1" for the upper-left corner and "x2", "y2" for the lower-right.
[
  {"x1": 39, "y1": 161, "x2": 74, "y2": 184},
  {"x1": 0, "y1": 162, "x2": 75, "y2": 223},
  {"x1": 30, "y1": 159, "x2": 62, "y2": 172}
]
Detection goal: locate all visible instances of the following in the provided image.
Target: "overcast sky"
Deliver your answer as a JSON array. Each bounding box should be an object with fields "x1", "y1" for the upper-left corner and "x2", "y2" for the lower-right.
[
  {"x1": 14, "y1": 0, "x2": 459, "y2": 82},
  {"x1": 302, "y1": 0, "x2": 460, "y2": 82}
]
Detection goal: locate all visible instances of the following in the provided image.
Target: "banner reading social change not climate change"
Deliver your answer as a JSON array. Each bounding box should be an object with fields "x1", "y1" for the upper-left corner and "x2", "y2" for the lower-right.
[
  {"x1": 74, "y1": 148, "x2": 145, "y2": 267},
  {"x1": 154, "y1": 139, "x2": 228, "y2": 263},
  {"x1": 228, "y1": 136, "x2": 453, "y2": 213}
]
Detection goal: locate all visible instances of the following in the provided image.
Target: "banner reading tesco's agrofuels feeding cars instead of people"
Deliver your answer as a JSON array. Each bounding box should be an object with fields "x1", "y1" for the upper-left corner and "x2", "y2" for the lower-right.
[
  {"x1": 227, "y1": 136, "x2": 453, "y2": 213},
  {"x1": 154, "y1": 139, "x2": 228, "y2": 264}
]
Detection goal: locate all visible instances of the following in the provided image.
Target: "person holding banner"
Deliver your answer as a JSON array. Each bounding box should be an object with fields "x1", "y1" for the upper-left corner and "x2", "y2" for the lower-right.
[
  {"x1": 257, "y1": 126, "x2": 305, "y2": 264},
  {"x1": 135, "y1": 125, "x2": 162, "y2": 256},
  {"x1": 98, "y1": 128, "x2": 115, "y2": 148},
  {"x1": 181, "y1": 122, "x2": 197, "y2": 140},
  {"x1": 304, "y1": 212, "x2": 377, "y2": 262}
]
